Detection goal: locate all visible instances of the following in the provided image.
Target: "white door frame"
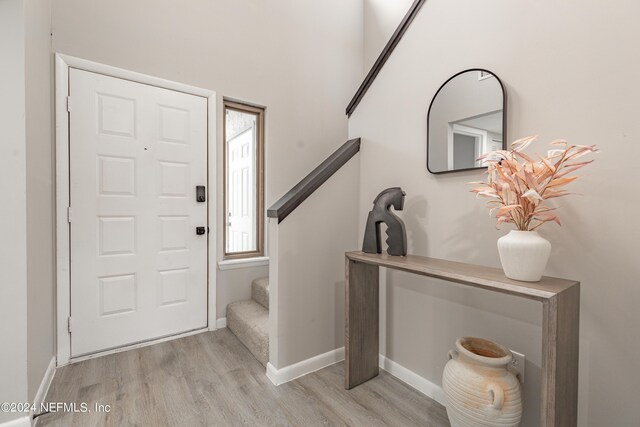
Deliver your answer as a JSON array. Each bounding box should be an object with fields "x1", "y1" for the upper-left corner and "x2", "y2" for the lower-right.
[{"x1": 55, "y1": 54, "x2": 218, "y2": 366}]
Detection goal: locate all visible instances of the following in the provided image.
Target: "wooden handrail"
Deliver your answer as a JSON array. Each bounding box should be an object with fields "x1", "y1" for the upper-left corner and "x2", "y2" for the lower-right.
[
  {"x1": 267, "y1": 138, "x2": 361, "y2": 223},
  {"x1": 346, "y1": 0, "x2": 427, "y2": 117}
]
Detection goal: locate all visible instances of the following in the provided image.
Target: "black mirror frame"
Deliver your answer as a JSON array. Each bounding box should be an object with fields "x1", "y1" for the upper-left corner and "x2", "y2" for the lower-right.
[{"x1": 426, "y1": 68, "x2": 507, "y2": 175}]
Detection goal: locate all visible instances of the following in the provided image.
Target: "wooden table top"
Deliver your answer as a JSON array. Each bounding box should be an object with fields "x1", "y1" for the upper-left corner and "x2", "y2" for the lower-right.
[{"x1": 346, "y1": 251, "x2": 579, "y2": 301}]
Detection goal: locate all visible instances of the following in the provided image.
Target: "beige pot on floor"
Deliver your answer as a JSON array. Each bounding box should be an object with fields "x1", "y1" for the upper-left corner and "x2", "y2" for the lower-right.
[{"x1": 442, "y1": 337, "x2": 522, "y2": 427}]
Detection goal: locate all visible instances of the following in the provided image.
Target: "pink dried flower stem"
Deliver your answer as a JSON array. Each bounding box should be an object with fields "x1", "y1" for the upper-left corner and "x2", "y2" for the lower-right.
[{"x1": 469, "y1": 136, "x2": 597, "y2": 231}]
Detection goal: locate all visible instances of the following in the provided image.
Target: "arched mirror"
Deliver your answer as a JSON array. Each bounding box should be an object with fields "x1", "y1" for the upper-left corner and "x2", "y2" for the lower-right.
[{"x1": 427, "y1": 69, "x2": 506, "y2": 174}]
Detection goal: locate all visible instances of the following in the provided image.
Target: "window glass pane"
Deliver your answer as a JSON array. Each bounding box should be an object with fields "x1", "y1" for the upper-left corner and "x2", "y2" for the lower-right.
[{"x1": 225, "y1": 108, "x2": 258, "y2": 254}]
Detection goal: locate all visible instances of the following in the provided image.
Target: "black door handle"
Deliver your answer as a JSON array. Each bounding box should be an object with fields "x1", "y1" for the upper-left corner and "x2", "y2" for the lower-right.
[{"x1": 196, "y1": 226, "x2": 206, "y2": 235}]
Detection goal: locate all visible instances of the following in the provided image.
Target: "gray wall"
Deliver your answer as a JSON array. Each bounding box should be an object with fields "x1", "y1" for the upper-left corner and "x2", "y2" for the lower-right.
[
  {"x1": 51, "y1": 0, "x2": 363, "y2": 320},
  {"x1": 0, "y1": 0, "x2": 29, "y2": 422},
  {"x1": 269, "y1": 157, "x2": 360, "y2": 368},
  {"x1": 351, "y1": 0, "x2": 640, "y2": 425},
  {"x1": 363, "y1": 0, "x2": 414, "y2": 70},
  {"x1": 25, "y1": 0, "x2": 55, "y2": 402}
]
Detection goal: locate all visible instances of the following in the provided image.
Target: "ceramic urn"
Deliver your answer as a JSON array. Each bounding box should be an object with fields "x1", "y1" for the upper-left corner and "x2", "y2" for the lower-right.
[{"x1": 442, "y1": 337, "x2": 523, "y2": 427}]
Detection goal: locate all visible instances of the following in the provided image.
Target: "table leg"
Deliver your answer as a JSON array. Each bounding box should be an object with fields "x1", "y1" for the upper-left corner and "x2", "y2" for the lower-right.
[
  {"x1": 541, "y1": 284, "x2": 580, "y2": 426},
  {"x1": 345, "y1": 258, "x2": 379, "y2": 389}
]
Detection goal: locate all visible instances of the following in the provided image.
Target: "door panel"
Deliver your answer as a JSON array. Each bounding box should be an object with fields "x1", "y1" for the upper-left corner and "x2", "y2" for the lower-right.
[{"x1": 69, "y1": 69, "x2": 208, "y2": 356}]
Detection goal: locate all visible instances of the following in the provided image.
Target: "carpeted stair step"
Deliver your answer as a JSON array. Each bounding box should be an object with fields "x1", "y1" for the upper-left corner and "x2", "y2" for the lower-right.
[
  {"x1": 226, "y1": 299, "x2": 269, "y2": 366},
  {"x1": 251, "y1": 277, "x2": 269, "y2": 309}
]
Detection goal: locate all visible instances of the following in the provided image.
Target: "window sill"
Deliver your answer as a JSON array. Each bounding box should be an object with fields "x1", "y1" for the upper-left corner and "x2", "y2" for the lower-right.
[{"x1": 218, "y1": 256, "x2": 269, "y2": 271}]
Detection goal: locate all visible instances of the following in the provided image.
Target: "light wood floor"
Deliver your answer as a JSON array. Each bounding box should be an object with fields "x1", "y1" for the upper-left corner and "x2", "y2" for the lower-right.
[{"x1": 38, "y1": 329, "x2": 449, "y2": 427}]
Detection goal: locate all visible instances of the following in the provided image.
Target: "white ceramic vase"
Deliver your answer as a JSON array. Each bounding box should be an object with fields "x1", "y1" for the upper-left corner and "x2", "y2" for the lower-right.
[
  {"x1": 497, "y1": 230, "x2": 551, "y2": 282},
  {"x1": 443, "y1": 337, "x2": 523, "y2": 427}
]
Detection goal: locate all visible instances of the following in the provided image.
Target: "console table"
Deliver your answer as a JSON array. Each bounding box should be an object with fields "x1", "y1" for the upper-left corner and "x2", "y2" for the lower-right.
[{"x1": 344, "y1": 251, "x2": 580, "y2": 427}]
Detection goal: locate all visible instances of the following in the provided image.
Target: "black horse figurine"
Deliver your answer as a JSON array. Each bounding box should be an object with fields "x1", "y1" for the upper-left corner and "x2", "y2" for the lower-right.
[{"x1": 362, "y1": 187, "x2": 407, "y2": 256}]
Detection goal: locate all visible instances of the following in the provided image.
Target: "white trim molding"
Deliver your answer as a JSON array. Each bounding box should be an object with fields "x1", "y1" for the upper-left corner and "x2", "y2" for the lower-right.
[
  {"x1": 55, "y1": 54, "x2": 217, "y2": 365},
  {"x1": 215, "y1": 317, "x2": 227, "y2": 329},
  {"x1": 379, "y1": 354, "x2": 446, "y2": 406},
  {"x1": 0, "y1": 417, "x2": 30, "y2": 427},
  {"x1": 30, "y1": 356, "x2": 56, "y2": 420},
  {"x1": 218, "y1": 256, "x2": 269, "y2": 271},
  {"x1": 267, "y1": 347, "x2": 345, "y2": 386},
  {"x1": 264, "y1": 347, "x2": 446, "y2": 408}
]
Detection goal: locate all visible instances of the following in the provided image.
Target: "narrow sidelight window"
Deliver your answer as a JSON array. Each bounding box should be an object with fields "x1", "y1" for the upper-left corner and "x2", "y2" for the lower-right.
[{"x1": 223, "y1": 100, "x2": 264, "y2": 259}]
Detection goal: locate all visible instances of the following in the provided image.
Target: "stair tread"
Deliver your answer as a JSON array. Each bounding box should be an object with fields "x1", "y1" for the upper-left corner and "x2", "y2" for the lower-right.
[
  {"x1": 251, "y1": 277, "x2": 269, "y2": 310},
  {"x1": 227, "y1": 299, "x2": 269, "y2": 366}
]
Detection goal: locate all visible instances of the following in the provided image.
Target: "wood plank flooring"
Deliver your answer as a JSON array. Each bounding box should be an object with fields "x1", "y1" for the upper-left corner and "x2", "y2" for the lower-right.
[{"x1": 38, "y1": 329, "x2": 449, "y2": 427}]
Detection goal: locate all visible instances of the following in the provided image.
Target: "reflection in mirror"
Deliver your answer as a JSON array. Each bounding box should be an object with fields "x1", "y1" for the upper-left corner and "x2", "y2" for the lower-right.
[{"x1": 427, "y1": 70, "x2": 506, "y2": 174}]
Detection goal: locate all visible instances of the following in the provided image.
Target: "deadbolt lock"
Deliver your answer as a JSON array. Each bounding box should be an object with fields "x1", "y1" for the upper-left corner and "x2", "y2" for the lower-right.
[
  {"x1": 196, "y1": 185, "x2": 206, "y2": 202},
  {"x1": 196, "y1": 226, "x2": 206, "y2": 235}
]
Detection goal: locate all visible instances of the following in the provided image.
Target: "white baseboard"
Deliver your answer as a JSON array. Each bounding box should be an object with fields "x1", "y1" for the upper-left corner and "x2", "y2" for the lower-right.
[
  {"x1": 266, "y1": 347, "x2": 345, "y2": 385},
  {"x1": 379, "y1": 354, "x2": 446, "y2": 406},
  {"x1": 0, "y1": 357, "x2": 55, "y2": 427},
  {"x1": 216, "y1": 317, "x2": 227, "y2": 329},
  {"x1": 31, "y1": 356, "x2": 56, "y2": 421},
  {"x1": 265, "y1": 362, "x2": 279, "y2": 384},
  {"x1": 0, "y1": 416, "x2": 30, "y2": 427},
  {"x1": 263, "y1": 348, "x2": 446, "y2": 407},
  {"x1": 36, "y1": 358, "x2": 56, "y2": 401}
]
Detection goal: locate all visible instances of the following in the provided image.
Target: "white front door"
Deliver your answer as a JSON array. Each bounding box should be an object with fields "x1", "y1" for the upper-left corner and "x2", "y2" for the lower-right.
[{"x1": 69, "y1": 68, "x2": 208, "y2": 356}]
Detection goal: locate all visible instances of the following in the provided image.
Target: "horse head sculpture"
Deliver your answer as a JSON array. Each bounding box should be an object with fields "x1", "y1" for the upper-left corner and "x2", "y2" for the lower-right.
[{"x1": 362, "y1": 187, "x2": 407, "y2": 256}]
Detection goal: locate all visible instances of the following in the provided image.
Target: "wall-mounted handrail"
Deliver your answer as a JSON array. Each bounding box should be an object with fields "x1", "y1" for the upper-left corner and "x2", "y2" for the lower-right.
[
  {"x1": 267, "y1": 138, "x2": 361, "y2": 223},
  {"x1": 346, "y1": 0, "x2": 427, "y2": 117}
]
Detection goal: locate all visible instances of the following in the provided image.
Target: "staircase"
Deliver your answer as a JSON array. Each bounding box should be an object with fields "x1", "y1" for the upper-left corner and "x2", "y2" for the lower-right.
[{"x1": 227, "y1": 277, "x2": 269, "y2": 366}]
